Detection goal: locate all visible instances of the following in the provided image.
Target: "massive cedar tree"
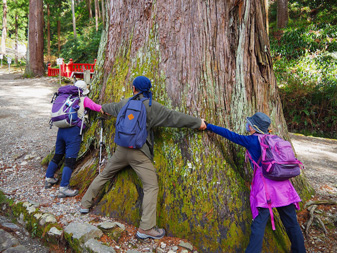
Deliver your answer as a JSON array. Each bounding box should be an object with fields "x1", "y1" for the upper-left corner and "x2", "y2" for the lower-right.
[{"x1": 70, "y1": 1, "x2": 313, "y2": 251}]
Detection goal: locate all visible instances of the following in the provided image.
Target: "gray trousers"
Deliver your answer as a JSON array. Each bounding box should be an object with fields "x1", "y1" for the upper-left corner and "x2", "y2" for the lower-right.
[{"x1": 81, "y1": 146, "x2": 159, "y2": 230}]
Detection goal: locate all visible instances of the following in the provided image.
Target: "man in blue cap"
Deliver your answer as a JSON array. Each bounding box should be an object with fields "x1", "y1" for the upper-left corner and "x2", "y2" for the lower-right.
[{"x1": 80, "y1": 76, "x2": 206, "y2": 239}]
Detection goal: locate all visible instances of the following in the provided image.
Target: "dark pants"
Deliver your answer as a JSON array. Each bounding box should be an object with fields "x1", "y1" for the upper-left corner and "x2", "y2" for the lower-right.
[
  {"x1": 246, "y1": 204, "x2": 306, "y2": 253},
  {"x1": 45, "y1": 127, "x2": 81, "y2": 187}
]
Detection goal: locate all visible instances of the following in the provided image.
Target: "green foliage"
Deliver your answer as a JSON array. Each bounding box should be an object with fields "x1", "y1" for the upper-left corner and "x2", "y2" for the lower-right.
[
  {"x1": 0, "y1": 0, "x2": 28, "y2": 42},
  {"x1": 58, "y1": 25, "x2": 102, "y2": 63},
  {"x1": 44, "y1": 0, "x2": 102, "y2": 63},
  {"x1": 1, "y1": 0, "x2": 102, "y2": 65},
  {"x1": 270, "y1": 24, "x2": 337, "y2": 60},
  {"x1": 269, "y1": 0, "x2": 337, "y2": 138}
]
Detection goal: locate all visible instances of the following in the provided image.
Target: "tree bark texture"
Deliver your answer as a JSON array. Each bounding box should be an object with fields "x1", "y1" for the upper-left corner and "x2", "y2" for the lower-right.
[
  {"x1": 1, "y1": 0, "x2": 7, "y2": 54},
  {"x1": 25, "y1": 0, "x2": 44, "y2": 76},
  {"x1": 277, "y1": 0, "x2": 288, "y2": 29},
  {"x1": 71, "y1": 0, "x2": 313, "y2": 251}
]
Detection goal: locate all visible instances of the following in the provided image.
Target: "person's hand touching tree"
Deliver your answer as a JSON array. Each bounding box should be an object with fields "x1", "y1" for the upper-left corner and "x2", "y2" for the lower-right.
[{"x1": 199, "y1": 119, "x2": 207, "y2": 130}]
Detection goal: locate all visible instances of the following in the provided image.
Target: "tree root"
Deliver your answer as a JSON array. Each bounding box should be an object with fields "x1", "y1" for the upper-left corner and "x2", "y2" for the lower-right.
[
  {"x1": 304, "y1": 199, "x2": 337, "y2": 209},
  {"x1": 305, "y1": 204, "x2": 328, "y2": 237},
  {"x1": 306, "y1": 205, "x2": 317, "y2": 237}
]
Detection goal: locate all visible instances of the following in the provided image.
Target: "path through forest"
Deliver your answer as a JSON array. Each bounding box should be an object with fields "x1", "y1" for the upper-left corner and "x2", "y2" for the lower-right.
[{"x1": 0, "y1": 67, "x2": 336, "y2": 252}]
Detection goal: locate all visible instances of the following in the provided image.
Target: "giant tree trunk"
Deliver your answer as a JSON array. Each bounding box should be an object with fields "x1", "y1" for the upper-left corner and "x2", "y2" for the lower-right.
[
  {"x1": 71, "y1": 1, "x2": 313, "y2": 251},
  {"x1": 25, "y1": 0, "x2": 44, "y2": 76},
  {"x1": 1, "y1": 0, "x2": 7, "y2": 55},
  {"x1": 277, "y1": 0, "x2": 288, "y2": 29}
]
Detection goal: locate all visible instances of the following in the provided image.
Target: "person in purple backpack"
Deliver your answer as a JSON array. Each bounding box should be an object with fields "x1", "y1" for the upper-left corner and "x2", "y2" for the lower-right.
[
  {"x1": 206, "y1": 112, "x2": 305, "y2": 253},
  {"x1": 45, "y1": 80, "x2": 103, "y2": 198}
]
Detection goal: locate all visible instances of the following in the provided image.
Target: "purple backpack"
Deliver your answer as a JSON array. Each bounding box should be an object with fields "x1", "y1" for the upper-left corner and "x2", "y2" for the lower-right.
[
  {"x1": 256, "y1": 134, "x2": 302, "y2": 181},
  {"x1": 50, "y1": 85, "x2": 82, "y2": 128}
]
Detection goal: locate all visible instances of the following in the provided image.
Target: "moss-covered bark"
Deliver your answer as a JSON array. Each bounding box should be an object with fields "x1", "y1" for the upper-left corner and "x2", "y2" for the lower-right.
[{"x1": 69, "y1": 0, "x2": 314, "y2": 251}]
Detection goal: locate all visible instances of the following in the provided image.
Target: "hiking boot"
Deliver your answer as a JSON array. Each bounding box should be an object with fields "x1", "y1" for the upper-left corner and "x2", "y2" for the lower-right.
[
  {"x1": 136, "y1": 227, "x2": 166, "y2": 239},
  {"x1": 57, "y1": 186, "x2": 78, "y2": 198},
  {"x1": 45, "y1": 177, "x2": 58, "y2": 189}
]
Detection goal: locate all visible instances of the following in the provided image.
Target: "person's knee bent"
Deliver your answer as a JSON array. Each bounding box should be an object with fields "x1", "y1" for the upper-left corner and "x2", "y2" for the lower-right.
[
  {"x1": 51, "y1": 154, "x2": 64, "y2": 165},
  {"x1": 64, "y1": 158, "x2": 77, "y2": 170},
  {"x1": 143, "y1": 184, "x2": 159, "y2": 194}
]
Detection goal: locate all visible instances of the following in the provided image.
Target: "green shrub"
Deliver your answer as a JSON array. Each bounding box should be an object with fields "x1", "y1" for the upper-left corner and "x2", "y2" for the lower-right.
[
  {"x1": 269, "y1": 1, "x2": 337, "y2": 138},
  {"x1": 277, "y1": 52, "x2": 337, "y2": 138},
  {"x1": 53, "y1": 25, "x2": 102, "y2": 64}
]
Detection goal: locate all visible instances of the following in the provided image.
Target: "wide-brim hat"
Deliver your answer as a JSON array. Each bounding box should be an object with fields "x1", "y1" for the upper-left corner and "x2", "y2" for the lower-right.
[
  {"x1": 246, "y1": 112, "x2": 271, "y2": 134},
  {"x1": 75, "y1": 80, "x2": 89, "y2": 95}
]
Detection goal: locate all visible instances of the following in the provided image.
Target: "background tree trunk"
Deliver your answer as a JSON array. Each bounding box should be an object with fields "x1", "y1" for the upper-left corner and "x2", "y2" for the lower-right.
[
  {"x1": 47, "y1": 3, "x2": 51, "y2": 62},
  {"x1": 277, "y1": 0, "x2": 288, "y2": 29},
  {"x1": 265, "y1": 0, "x2": 269, "y2": 34},
  {"x1": 25, "y1": 0, "x2": 44, "y2": 76},
  {"x1": 57, "y1": 0, "x2": 61, "y2": 56},
  {"x1": 71, "y1": 0, "x2": 313, "y2": 251},
  {"x1": 71, "y1": 0, "x2": 77, "y2": 39},
  {"x1": 57, "y1": 20, "x2": 61, "y2": 55},
  {"x1": 1, "y1": 0, "x2": 7, "y2": 55},
  {"x1": 94, "y1": 0, "x2": 99, "y2": 31},
  {"x1": 15, "y1": 8, "x2": 19, "y2": 64},
  {"x1": 98, "y1": 0, "x2": 101, "y2": 19},
  {"x1": 101, "y1": 0, "x2": 105, "y2": 27},
  {"x1": 87, "y1": 0, "x2": 92, "y2": 19}
]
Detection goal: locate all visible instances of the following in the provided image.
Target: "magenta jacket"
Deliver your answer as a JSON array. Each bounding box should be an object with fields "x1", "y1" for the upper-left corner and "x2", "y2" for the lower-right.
[
  {"x1": 207, "y1": 123, "x2": 302, "y2": 230},
  {"x1": 249, "y1": 156, "x2": 301, "y2": 229}
]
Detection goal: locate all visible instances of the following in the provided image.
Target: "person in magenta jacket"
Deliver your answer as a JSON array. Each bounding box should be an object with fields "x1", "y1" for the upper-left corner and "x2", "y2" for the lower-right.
[
  {"x1": 206, "y1": 112, "x2": 305, "y2": 253},
  {"x1": 45, "y1": 81, "x2": 103, "y2": 198}
]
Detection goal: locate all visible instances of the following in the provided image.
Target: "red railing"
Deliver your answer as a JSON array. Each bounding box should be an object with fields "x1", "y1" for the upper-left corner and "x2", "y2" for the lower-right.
[{"x1": 48, "y1": 58, "x2": 96, "y2": 78}]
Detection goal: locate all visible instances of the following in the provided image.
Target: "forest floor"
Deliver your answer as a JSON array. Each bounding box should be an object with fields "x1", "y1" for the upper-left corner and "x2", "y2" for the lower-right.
[{"x1": 0, "y1": 67, "x2": 336, "y2": 252}]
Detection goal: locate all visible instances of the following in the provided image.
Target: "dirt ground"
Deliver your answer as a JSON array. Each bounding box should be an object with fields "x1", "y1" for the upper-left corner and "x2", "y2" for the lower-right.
[{"x1": 0, "y1": 67, "x2": 336, "y2": 252}]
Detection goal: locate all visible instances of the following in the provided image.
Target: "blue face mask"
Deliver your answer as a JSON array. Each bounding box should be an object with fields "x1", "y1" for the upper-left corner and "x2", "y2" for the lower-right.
[{"x1": 246, "y1": 123, "x2": 251, "y2": 132}]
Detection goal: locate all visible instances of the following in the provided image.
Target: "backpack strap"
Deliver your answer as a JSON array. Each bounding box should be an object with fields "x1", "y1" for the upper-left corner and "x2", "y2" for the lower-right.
[
  {"x1": 129, "y1": 93, "x2": 149, "y2": 102},
  {"x1": 245, "y1": 150, "x2": 261, "y2": 187},
  {"x1": 261, "y1": 160, "x2": 304, "y2": 172},
  {"x1": 260, "y1": 175, "x2": 276, "y2": 230},
  {"x1": 257, "y1": 134, "x2": 268, "y2": 160},
  {"x1": 245, "y1": 150, "x2": 262, "y2": 170}
]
